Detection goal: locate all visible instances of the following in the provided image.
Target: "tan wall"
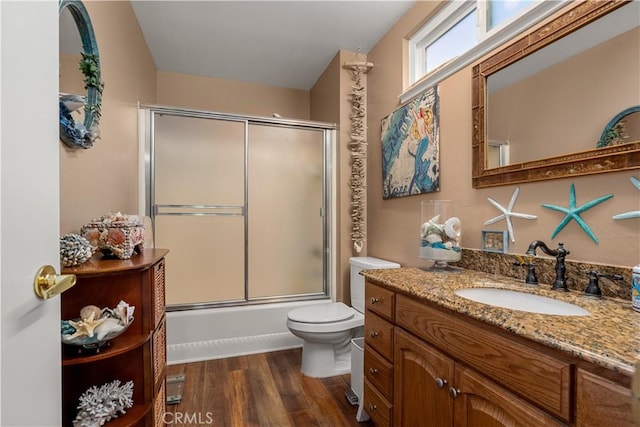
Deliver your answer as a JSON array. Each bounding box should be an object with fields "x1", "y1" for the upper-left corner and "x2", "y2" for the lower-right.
[
  {"x1": 60, "y1": 1, "x2": 157, "y2": 235},
  {"x1": 157, "y1": 71, "x2": 310, "y2": 119},
  {"x1": 310, "y1": 49, "x2": 369, "y2": 304},
  {"x1": 366, "y1": 2, "x2": 639, "y2": 268}
]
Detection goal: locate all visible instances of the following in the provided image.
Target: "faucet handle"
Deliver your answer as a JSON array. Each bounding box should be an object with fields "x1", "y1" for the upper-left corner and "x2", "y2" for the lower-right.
[
  {"x1": 556, "y1": 242, "x2": 570, "y2": 257},
  {"x1": 584, "y1": 270, "x2": 623, "y2": 297},
  {"x1": 514, "y1": 259, "x2": 538, "y2": 285}
]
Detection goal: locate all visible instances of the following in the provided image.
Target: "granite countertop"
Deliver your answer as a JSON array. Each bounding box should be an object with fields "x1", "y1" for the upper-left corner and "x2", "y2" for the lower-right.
[{"x1": 362, "y1": 267, "x2": 639, "y2": 377}]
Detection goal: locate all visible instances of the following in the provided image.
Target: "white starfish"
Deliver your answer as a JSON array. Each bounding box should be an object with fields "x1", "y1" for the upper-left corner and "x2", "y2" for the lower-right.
[
  {"x1": 484, "y1": 187, "x2": 537, "y2": 243},
  {"x1": 612, "y1": 176, "x2": 640, "y2": 220}
]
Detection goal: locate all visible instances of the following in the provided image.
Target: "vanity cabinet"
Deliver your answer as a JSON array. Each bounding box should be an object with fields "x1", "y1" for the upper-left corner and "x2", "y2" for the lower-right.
[
  {"x1": 364, "y1": 282, "x2": 574, "y2": 427},
  {"x1": 395, "y1": 328, "x2": 563, "y2": 426},
  {"x1": 395, "y1": 293, "x2": 572, "y2": 423},
  {"x1": 363, "y1": 282, "x2": 395, "y2": 426},
  {"x1": 61, "y1": 249, "x2": 168, "y2": 427}
]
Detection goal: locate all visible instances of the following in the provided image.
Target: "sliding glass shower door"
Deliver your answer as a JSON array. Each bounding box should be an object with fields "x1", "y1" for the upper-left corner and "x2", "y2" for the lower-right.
[{"x1": 144, "y1": 108, "x2": 333, "y2": 310}]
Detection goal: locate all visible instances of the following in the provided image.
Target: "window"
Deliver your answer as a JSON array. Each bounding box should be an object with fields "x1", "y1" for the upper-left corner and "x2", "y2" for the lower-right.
[
  {"x1": 486, "y1": 0, "x2": 536, "y2": 31},
  {"x1": 403, "y1": 0, "x2": 569, "y2": 103}
]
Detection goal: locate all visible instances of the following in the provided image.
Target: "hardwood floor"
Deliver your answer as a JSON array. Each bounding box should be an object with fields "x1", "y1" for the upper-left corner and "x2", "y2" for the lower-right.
[{"x1": 165, "y1": 348, "x2": 373, "y2": 426}]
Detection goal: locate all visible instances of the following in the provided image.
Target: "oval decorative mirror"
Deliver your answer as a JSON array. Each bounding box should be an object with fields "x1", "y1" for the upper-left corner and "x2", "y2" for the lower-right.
[
  {"x1": 597, "y1": 106, "x2": 640, "y2": 148},
  {"x1": 471, "y1": 1, "x2": 639, "y2": 188},
  {"x1": 59, "y1": 0, "x2": 103, "y2": 149}
]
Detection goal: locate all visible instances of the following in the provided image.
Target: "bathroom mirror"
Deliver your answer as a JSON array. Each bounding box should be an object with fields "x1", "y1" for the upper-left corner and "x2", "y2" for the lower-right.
[
  {"x1": 471, "y1": 1, "x2": 640, "y2": 188},
  {"x1": 59, "y1": 0, "x2": 103, "y2": 149}
]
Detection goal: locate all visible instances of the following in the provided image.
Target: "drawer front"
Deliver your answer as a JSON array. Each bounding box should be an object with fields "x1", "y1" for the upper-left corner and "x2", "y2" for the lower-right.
[
  {"x1": 365, "y1": 311, "x2": 394, "y2": 361},
  {"x1": 152, "y1": 259, "x2": 166, "y2": 328},
  {"x1": 364, "y1": 378, "x2": 392, "y2": 427},
  {"x1": 395, "y1": 294, "x2": 572, "y2": 421},
  {"x1": 365, "y1": 347, "x2": 394, "y2": 401},
  {"x1": 365, "y1": 282, "x2": 394, "y2": 321},
  {"x1": 152, "y1": 319, "x2": 167, "y2": 388}
]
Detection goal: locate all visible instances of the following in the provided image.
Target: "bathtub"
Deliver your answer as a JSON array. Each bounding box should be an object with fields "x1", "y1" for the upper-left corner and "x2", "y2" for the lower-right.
[{"x1": 166, "y1": 299, "x2": 329, "y2": 364}]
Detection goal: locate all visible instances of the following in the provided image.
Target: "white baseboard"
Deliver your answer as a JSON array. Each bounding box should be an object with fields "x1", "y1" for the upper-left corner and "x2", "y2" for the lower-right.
[{"x1": 167, "y1": 331, "x2": 303, "y2": 365}]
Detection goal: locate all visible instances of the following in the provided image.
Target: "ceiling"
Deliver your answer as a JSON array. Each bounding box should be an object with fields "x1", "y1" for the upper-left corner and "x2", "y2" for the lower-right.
[{"x1": 128, "y1": 1, "x2": 416, "y2": 90}]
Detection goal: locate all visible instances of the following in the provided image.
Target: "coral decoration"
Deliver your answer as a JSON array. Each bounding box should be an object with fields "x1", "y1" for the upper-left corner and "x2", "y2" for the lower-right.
[{"x1": 73, "y1": 380, "x2": 133, "y2": 427}]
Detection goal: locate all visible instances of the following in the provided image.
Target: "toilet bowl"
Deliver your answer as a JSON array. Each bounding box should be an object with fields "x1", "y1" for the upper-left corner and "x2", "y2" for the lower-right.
[
  {"x1": 287, "y1": 257, "x2": 400, "y2": 378},
  {"x1": 287, "y1": 302, "x2": 364, "y2": 378}
]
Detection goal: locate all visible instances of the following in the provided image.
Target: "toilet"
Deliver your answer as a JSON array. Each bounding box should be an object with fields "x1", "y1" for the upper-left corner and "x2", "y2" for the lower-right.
[{"x1": 287, "y1": 256, "x2": 400, "y2": 378}]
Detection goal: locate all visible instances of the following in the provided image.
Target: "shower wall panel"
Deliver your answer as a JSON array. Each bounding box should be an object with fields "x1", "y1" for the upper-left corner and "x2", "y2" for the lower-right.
[
  {"x1": 248, "y1": 124, "x2": 324, "y2": 299},
  {"x1": 154, "y1": 114, "x2": 246, "y2": 306}
]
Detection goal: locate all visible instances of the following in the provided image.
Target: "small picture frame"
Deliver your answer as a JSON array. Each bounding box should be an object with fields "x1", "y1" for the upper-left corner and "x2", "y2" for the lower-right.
[{"x1": 481, "y1": 230, "x2": 508, "y2": 253}]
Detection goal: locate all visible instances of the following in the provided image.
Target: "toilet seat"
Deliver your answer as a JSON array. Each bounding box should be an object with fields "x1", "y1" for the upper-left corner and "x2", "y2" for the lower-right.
[{"x1": 288, "y1": 302, "x2": 355, "y2": 324}]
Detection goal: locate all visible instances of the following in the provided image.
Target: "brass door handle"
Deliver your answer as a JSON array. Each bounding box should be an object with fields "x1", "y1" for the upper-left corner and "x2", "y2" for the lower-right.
[{"x1": 33, "y1": 265, "x2": 76, "y2": 299}]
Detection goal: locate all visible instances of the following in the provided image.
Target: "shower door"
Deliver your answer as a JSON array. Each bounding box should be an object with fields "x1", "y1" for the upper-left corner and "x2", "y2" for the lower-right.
[{"x1": 146, "y1": 109, "x2": 332, "y2": 309}]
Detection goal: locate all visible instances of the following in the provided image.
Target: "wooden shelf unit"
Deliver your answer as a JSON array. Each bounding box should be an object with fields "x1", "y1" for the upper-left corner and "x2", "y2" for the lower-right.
[{"x1": 62, "y1": 249, "x2": 168, "y2": 427}]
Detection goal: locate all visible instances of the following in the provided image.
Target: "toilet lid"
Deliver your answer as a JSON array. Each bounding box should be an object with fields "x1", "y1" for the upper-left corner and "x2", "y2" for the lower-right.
[{"x1": 288, "y1": 302, "x2": 355, "y2": 323}]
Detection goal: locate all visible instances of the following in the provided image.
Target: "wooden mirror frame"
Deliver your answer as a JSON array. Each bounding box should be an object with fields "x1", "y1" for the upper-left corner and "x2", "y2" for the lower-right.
[
  {"x1": 471, "y1": 0, "x2": 640, "y2": 189},
  {"x1": 59, "y1": 0, "x2": 103, "y2": 149}
]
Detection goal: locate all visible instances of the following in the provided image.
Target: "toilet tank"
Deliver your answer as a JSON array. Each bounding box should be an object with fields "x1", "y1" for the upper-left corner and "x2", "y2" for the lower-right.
[{"x1": 349, "y1": 257, "x2": 400, "y2": 313}]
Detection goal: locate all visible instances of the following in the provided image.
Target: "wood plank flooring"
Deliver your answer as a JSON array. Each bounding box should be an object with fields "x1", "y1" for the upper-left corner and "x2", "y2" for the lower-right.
[{"x1": 165, "y1": 348, "x2": 373, "y2": 427}]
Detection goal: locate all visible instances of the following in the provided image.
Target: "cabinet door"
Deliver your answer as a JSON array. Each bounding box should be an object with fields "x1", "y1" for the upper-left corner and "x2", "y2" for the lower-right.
[
  {"x1": 452, "y1": 365, "x2": 565, "y2": 427},
  {"x1": 394, "y1": 328, "x2": 453, "y2": 427},
  {"x1": 576, "y1": 368, "x2": 633, "y2": 427}
]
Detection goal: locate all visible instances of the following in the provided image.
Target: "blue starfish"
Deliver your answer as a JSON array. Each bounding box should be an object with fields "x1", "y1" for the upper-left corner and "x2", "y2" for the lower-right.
[
  {"x1": 612, "y1": 176, "x2": 640, "y2": 220},
  {"x1": 541, "y1": 183, "x2": 613, "y2": 244}
]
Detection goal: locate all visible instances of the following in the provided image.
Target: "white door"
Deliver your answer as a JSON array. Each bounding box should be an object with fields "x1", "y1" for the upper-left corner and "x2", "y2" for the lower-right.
[{"x1": 1, "y1": 2, "x2": 61, "y2": 426}]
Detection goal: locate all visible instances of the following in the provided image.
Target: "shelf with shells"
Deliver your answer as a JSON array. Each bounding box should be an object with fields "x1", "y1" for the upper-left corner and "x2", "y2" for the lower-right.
[
  {"x1": 61, "y1": 301, "x2": 144, "y2": 364},
  {"x1": 60, "y1": 249, "x2": 168, "y2": 427}
]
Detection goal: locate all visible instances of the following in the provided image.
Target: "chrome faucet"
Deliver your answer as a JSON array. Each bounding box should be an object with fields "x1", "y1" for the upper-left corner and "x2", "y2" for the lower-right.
[{"x1": 526, "y1": 241, "x2": 570, "y2": 291}]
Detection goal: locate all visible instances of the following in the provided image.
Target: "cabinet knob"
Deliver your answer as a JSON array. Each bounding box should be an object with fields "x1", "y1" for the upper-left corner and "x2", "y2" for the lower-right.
[
  {"x1": 449, "y1": 387, "x2": 461, "y2": 399},
  {"x1": 369, "y1": 331, "x2": 379, "y2": 338},
  {"x1": 369, "y1": 368, "x2": 378, "y2": 375},
  {"x1": 435, "y1": 377, "x2": 448, "y2": 388},
  {"x1": 371, "y1": 297, "x2": 380, "y2": 304},
  {"x1": 368, "y1": 403, "x2": 377, "y2": 412}
]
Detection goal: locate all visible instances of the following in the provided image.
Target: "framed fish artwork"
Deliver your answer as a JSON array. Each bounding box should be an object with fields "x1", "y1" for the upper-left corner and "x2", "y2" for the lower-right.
[{"x1": 381, "y1": 86, "x2": 439, "y2": 199}]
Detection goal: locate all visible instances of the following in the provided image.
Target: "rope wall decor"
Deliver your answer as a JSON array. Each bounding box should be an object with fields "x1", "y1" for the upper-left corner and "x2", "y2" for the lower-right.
[{"x1": 343, "y1": 60, "x2": 374, "y2": 254}]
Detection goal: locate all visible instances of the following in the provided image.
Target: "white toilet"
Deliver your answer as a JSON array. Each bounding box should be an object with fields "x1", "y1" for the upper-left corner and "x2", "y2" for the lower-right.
[{"x1": 287, "y1": 256, "x2": 400, "y2": 378}]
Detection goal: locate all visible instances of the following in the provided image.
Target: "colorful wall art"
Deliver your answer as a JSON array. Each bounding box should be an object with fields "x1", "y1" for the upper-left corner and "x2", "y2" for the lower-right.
[{"x1": 381, "y1": 87, "x2": 440, "y2": 199}]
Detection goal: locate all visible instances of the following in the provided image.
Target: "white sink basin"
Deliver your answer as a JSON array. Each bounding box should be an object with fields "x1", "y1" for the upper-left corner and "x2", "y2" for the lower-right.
[{"x1": 455, "y1": 288, "x2": 590, "y2": 316}]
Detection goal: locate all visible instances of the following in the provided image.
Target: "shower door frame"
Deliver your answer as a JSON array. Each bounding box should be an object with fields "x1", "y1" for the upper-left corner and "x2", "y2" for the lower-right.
[{"x1": 139, "y1": 105, "x2": 337, "y2": 311}]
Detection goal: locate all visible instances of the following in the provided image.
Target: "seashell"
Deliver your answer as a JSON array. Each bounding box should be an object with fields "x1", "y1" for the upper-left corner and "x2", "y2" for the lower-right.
[
  {"x1": 420, "y1": 215, "x2": 444, "y2": 239},
  {"x1": 79, "y1": 305, "x2": 101, "y2": 322},
  {"x1": 116, "y1": 300, "x2": 135, "y2": 326},
  {"x1": 94, "y1": 318, "x2": 125, "y2": 341},
  {"x1": 60, "y1": 233, "x2": 95, "y2": 267},
  {"x1": 425, "y1": 233, "x2": 443, "y2": 244},
  {"x1": 443, "y1": 217, "x2": 462, "y2": 239}
]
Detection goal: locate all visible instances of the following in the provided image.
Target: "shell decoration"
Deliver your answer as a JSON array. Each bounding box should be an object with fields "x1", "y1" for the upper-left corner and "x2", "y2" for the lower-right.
[
  {"x1": 60, "y1": 233, "x2": 95, "y2": 267},
  {"x1": 61, "y1": 300, "x2": 135, "y2": 346},
  {"x1": 420, "y1": 215, "x2": 462, "y2": 251},
  {"x1": 80, "y1": 212, "x2": 145, "y2": 259}
]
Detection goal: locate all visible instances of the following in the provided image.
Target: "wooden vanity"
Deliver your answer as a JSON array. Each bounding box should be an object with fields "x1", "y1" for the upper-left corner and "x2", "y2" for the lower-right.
[
  {"x1": 361, "y1": 269, "x2": 634, "y2": 427},
  {"x1": 61, "y1": 249, "x2": 168, "y2": 427}
]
